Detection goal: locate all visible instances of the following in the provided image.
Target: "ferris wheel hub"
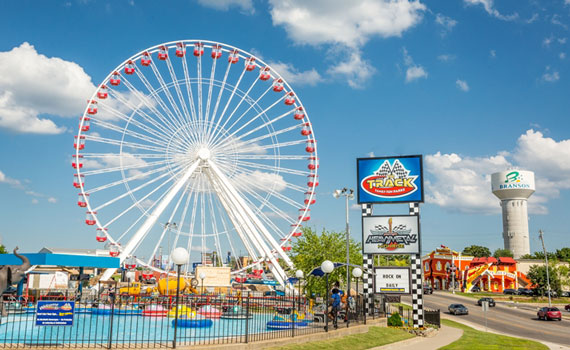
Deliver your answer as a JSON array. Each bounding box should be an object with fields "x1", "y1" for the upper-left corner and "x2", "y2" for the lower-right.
[{"x1": 197, "y1": 148, "x2": 211, "y2": 160}]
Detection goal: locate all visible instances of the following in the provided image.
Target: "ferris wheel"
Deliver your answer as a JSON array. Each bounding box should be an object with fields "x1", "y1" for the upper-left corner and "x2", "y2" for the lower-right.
[{"x1": 73, "y1": 40, "x2": 318, "y2": 285}]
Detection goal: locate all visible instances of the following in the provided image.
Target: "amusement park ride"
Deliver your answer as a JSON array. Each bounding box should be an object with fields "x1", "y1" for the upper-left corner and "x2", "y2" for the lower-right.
[{"x1": 73, "y1": 40, "x2": 317, "y2": 287}]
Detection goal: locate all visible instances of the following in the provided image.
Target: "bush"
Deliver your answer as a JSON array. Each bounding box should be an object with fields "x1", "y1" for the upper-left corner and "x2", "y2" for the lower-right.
[{"x1": 388, "y1": 312, "x2": 403, "y2": 327}]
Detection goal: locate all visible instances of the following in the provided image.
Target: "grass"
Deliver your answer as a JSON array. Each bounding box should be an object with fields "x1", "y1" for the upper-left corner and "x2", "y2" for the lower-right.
[
  {"x1": 440, "y1": 319, "x2": 548, "y2": 350},
  {"x1": 268, "y1": 326, "x2": 414, "y2": 350}
]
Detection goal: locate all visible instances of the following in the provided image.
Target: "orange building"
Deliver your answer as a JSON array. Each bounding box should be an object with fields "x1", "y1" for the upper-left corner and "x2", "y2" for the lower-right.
[{"x1": 422, "y1": 245, "x2": 531, "y2": 293}]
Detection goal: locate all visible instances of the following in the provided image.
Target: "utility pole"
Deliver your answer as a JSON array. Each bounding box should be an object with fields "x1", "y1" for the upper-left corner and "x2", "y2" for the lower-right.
[{"x1": 538, "y1": 230, "x2": 552, "y2": 307}]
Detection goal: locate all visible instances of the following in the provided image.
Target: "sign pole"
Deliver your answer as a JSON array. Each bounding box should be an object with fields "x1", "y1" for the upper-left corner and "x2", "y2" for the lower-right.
[{"x1": 482, "y1": 300, "x2": 488, "y2": 332}]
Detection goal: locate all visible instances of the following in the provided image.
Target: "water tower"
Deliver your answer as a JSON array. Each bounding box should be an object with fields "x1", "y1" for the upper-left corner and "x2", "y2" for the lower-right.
[{"x1": 491, "y1": 170, "x2": 535, "y2": 259}]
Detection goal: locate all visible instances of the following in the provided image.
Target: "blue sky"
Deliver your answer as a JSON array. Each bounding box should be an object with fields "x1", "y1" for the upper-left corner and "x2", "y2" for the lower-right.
[{"x1": 0, "y1": 0, "x2": 569, "y2": 259}]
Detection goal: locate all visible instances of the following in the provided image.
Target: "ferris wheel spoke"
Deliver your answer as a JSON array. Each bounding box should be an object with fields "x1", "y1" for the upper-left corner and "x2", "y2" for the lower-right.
[
  {"x1": 168, "y1": 182, "x2": 197, "y2": 268},
  {"x1": 225, "y1": 159, "x2": 310, "y2": 176},
  {"x1": 213, "y1": 198, "x2": 242, "y2": 269},
  {"x1": 85, "y1": 162, "x2": 173, "y2": 195},
  {"x1": 196, "y1": 53, "x2": 205, "y2": 144},
  {"x1": 81, "y1": 158, "x2": 171, "y2": 177},
  {"x1": 203, "y1": 50, "x2": 219, "y2": 135},
  {"x1": 223, "y1": 108, "x2": 294, "y2": 149},
  {"x1": 87, "y1": 120, "x2": 170, "y2": 149},
  {"x1": 182, "y1": 176, "x2": 201, "y2": 271},
  {"x1": 207, "y1": 190, "x2": 225, "y2": 267},
  {"x1": 225, "y1": 164, "x2": 307, "y2": 193},
  {"x1": 236, "y1": 184, "x2": 291, "y2": 236},
  {"x1": 234, "y1": 155, "x2": 307, "y2": 160},
  {"x1": 146, "y1": 61, "x2": 188, "y2": 132},
  {"x1": 206, "y1": 61, "x2": 233, "y2": 140},
  {"x1": 181, "y1": 52, "x2": 198, "y2": 125},
  {"x1": 164, "y1": 57, "x2": 193, "y2": 127}
]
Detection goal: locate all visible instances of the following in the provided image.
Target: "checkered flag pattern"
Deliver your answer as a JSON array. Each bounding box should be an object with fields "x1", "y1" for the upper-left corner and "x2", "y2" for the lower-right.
[
  {"x1": 361, "y1": 203, "x2": 374, "y2": 315},
  {"x1": 410, "y1": 254, "x2": 424, "y2": 328},
  {"x1": 409, "y1": 202, "x2": 420, "y2": 216}
]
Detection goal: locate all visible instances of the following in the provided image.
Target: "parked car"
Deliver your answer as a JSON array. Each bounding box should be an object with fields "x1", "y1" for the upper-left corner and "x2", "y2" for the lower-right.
[
  {"x1": 471, "y1": 285, "x2": 481, "y2": 292},
  {"x1": 503, "y1": 289, "x2": 519, "y2": 295},
  {"x1": 448, "y1": 304, "x2": 469, "y2": 315},
  {"x1": 561, "y1": 291, "x2": 570, "y2": 297},
  {"x1": 537, "y1": 307, "x2": 562, "y2": 321},
  {"x1": 517, "y1": 288, "x2": 534, "y2": 296},
  {"x1": 565, "y1": 304, "x2": 570, "y2": 312},
  {"x1": 423, "y1": 285, "x2": 433, "y2": 294},
  {"x1": 477, "y1": 297, "x2": 496, "y2": 307}
]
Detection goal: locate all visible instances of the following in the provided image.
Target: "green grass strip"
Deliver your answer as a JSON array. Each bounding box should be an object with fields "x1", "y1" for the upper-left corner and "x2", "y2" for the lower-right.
[
  {"x1": 268, "y1": 326, "x2": 414, "y2": 350},
  {"x1": 440, "y1": 319, "x2": 548, "y2": 350}
]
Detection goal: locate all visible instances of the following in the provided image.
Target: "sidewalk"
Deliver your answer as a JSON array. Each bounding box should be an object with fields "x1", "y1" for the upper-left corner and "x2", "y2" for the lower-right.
[{"x1": 368, "y1": 325, "x2": 463, "y2": 350}]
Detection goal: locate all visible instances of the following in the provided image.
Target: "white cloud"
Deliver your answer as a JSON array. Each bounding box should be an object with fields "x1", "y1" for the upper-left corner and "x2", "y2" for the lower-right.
[
  {"x1": 490, "y1": 50, "x2": 496, "y2": 58},
  {"x1": 558, "y1": 37, "x2": 567, "y2": 44},
  {"x1": 464, "y1": 0, "x2": 518, "y2": 21},
  {"x1": 31, "y1": 198, "x2": 39, "y2": 205},
  {"x1": 435, "y1": 13, "x2": 457, "y2": 36},
  {"x1": 551, "y1": 14, "x2": 568, "y2": 29},
  {"x1": 402, "y1": 48, "x2": 427, "y2": 83},
  {"x1": 196, "y1": 0, "x2": 254, "y2": 14},
  {"x1": 0, "y1": 42, "x2": 96, "y2": 134},
  {"x1": 367, "y1": 151, "x2": 375, "y2": 157},
  {"x1": 425, "y1": 129, "x2": 570, "y2": 215},
  {"x1": 327, "y1": 51, "x2": 377, "y2": 88},
  {"x1": 268, "y1": 61, "x2": 324, "y2": 86},
  {"x1": 526, "y1": 13, "x2": 538, "y2": 24},
  {"x1": 234, "y1": 170, "x2": 287, "y2": 192},
  {"x1": 560, "y1": 53, "x2": 566, "y2": 60},
  {"x1": 542, "y1": 66, "x2": 560, "y2": 82},
  {"x1": 48, "y1": 197, "x2": 57, "y2": 204},
  {"x1": 456, "y1": 79, "x2": 469, "y2": 91},
  {"x1": 438, "y1": 54, "x2": 456, "y2": 62},
  {"x1": 543, "y1": 36, "x2": 553, "y2": 47},
  {"x1": 0, "y1": 170, "x2": 22, "y2": 187}
]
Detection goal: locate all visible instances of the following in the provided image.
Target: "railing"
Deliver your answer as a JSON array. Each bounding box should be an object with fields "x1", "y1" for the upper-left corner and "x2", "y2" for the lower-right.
[
  {"x1": 0, "y1": 292, "x2": 371, "y2": 348},
  {"x1": 384, "y1": 303, "x2": 440, "y2": 328}
]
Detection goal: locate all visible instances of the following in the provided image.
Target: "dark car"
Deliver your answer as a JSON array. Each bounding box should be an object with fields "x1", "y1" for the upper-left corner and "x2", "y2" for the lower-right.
[
  {"x1": 537, "y1": 307, "x2": 562, "y2": 321},
  {"x1": 565, "y1": 304, "x2": 570, "y2": 312},
  {"x1": 471, "y1": 285, "x2": 481, "y2": 292},
  {"x1": 423, "y1": 285, "x2": 433, "y2": 294},
  {"x1": 518, "y1": 288, "x2": 534, "y2": 296},
  {"x1": 477, "y1": 297, "x2": 496, "y2": 307},
  {"x1": 448, "y1": 303, "x2": 469, "y2": 315},
  {"x1": 561, "y1": 291, "x2": 570, "y2": 297},
  {"x1": 503, "y1": 288, "x2": 519, "y2": 295}
]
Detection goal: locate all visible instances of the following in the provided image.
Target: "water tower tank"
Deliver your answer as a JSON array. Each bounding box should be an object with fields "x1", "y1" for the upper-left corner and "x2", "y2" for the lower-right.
[{"x1": 491, "y1": 170, "x2": 535, "y2": 259}]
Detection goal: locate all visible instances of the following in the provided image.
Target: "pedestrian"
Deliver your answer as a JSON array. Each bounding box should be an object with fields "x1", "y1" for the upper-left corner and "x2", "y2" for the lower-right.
[{"x1": 329, "y1": 288, "x2": 341, "y2": 329}]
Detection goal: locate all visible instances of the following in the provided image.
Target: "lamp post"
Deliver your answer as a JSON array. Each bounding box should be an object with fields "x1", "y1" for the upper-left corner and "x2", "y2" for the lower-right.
[
  {"x1": 171, "y1": 247, "x2": 189, "y2": 349},
  {"x1": 296, "y1": 270, "x2": 304, "y2": 316},
  {"x1": 321, "y1": 260, "x2": 334, "y2": 332},
  {"x1": 333, "y1": 187, "x2": 354, "y2": 327},
  {"x1": 352, "y1": 267, "x2": 362, "y2": 320},
  {"x1": 539, "y1": 230, "x2": 552, "y2": 307},
  {"x1": 199, "y1": 272, "x2": 206, "y2": 295}
]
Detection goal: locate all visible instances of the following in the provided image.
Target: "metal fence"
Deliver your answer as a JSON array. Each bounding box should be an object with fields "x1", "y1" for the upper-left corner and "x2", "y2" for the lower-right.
[
  {"x1": 0, "y1": 292, "x2": 371, "y2": 348},
  {"x1": 385, "y1": 304, "x2": 440, "y2": 328}
]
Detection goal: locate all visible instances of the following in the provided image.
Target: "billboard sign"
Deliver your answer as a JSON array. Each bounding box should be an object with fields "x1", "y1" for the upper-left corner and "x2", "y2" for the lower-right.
[
  {"x1": 36, "y1": 301, "x2": 75, "y2": 326},
  {"x1": 357, "y1": 155, "x2": 423, "y2": 204},
  {"x1": 374, "y1": 267, "x2": 411, "y2": 294},
  {"x1": 362, "y1": 215, "x2": 420, "y2": 254}
]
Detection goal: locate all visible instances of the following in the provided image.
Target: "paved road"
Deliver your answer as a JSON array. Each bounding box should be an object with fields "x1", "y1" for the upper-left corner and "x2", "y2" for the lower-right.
[{"x1": 403, "y1": 292, "x2": 570, "y2": 346}]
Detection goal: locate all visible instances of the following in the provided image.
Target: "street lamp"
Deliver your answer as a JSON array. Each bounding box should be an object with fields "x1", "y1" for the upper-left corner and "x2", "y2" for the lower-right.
[
  {"x1": 199, "y1": 272, "x2": 206, "y2": 295},
  {"x1": 295, "y1": 270, "x2": 304, "y2": 316},
  {"x1": 333, "y1": 187, "x2": 354, "y2": 327},
  {"x1": 171, "y1": 247, "x2": 188, "y2": 349},
  {"x1": 352, "y1": 267, "x2": 362, "y2": 320},
  {"x1": 539, "y1": 230, "x2": 552, "y2": 307},
  {"x1": 321, "y1": 260, "x2": 334, "y2": 332}
]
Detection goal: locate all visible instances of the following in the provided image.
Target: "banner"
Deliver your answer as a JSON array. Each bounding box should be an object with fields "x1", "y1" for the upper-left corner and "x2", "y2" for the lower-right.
[
  {"x1": 374, "y1": 267, "x2": 411, "y2": 294},
  {"x1": 36, "y1": 301, "x2": 75, "y2": 326},
  {"x1": 362, "y1": 215, "x2": 420, "y2": 254},
  {"x1": 357, "y1": 155, "x2": 423, "y2": 204}
]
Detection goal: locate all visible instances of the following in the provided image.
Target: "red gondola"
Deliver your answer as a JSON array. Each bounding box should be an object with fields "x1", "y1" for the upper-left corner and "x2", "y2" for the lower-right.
[
  {"x1": 284, "y1": 92, "x2": 296, "y2": 105},
  {"x1": 109, "y1": 244, "x2": 120, "y2": 257},
  {"x1": 110, "y1": 71, "x2": 121, "y2": 86},
  {"x1": 211, "y1": 45, "x2": 222, "y2": 59},
  {"x1": 87, "y1": 100, "x2": 97, "y2": 115},
  {"x1": 304, "y1": 192, "x2": 316, "y2": 205},
  {"x1": 141, "y1": 52, "x2": 151, "y2": 66},
  {"x1": 80, "y1": 117, "x2": 90, "y2": 132},
  {"x1": 272, "y1": 79, "x2": 284, "y2": 92},
  {"x1": 72, "y1": 155, "x2": 83, "y2": 169},
  {"x1": 259, "y1": 67, "x2": 271, "y2": 81},
  {"x1": 301, "y1": 123, "x2": 312, "y2": 136},
  {"x1": 97, "y1": 85, "x2": 108, "y2": 99},
  {"x1": 294, "y1": 107, "x2": 305, "y2": 120},
  {"x1": 74, "y1": 136, "x2": 85, "y2": 150},
  {"x1": 308, "y1": 157, "x2": 319, "y2": 170},
  {"x1": 291, "y1": 224, "x2": 302, "y2": 237},
  {"x1": 78, "y1": 193, "x2": 89, "y2": 207},
  {"x1": 142, "y1": 269, "x2": 154, "y2": 279},
  {"x1": 245, "y1": 57, "x2": 256, "y2": 71},
  {"x1": 305, "y1": 139, "x2": 315, "y2": 153},
  {"x1": 125, "y1": 256, "x2": 137, "y2": 269},
  {"x1": 73, "y1": 174, "x2": 84, "y2": 188},
  {"x1": 194, "y1": 43, "x2": 204, "y2": 57},
  {"x1": 307, "y1": 174, "x2": 319, "y2": 187},
  {"x1": 96, "y1": 228, "x2": 107, "y2": 243},
  {"x1": 176, "y1": 42, "x2": 186, "y2": 57},
  {"x1": 85, "y1": 211, "x2": 97, "y2": 225},
  {"x1": 228, "y1": 49, "x2": 239, "y2": 63},
  {"x1": 158, "y1": 46, "x2": 168, "y2": 60},
  {"x1": 282, "y1": 246, "x2": 292, "y2": 252},
  {"x1": 298, "y1": 208, "x2": 311, "y2": 221},
  {"x1": 124, "y1": 60, "x2": 135, "y2": 75}
]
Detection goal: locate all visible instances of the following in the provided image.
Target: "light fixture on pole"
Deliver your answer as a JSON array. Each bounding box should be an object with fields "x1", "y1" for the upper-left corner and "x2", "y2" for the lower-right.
[
  {"x1": 333, "y1": 187, "x2": 354, "y2": 327},
  {"x1": 538, "y1": 230, "x2": 552, "y2": 307},
  {"x1": 170, "y1": 247, "x2": 188, "y2": 349},
  {"x1": 199, "y1": 272, "x2": 206, "y2": 295},
  {"x1": 321, "y1": 260, "x2": 334, "y2": 332}
]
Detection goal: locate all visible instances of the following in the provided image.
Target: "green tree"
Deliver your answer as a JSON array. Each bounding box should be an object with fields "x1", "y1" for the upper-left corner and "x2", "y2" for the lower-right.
[
  {"x1": 462, "y1": 245, "x2": 491, "y2": 257},
  {"x1": 291, "y1": 227, "x2": 362, "y2": 297},
  {"x1": 555, "y1": 247, "x2": 570, "y2": 262},
  {"x1": 527, "y1": 264, "x2": 562, "y2": 296},
  {"x1": 493, "y1": 248, "x2": 513, "y2": 258},
  {"x1": 0, "y1": 244, "x2": 7, "y2": 254}
]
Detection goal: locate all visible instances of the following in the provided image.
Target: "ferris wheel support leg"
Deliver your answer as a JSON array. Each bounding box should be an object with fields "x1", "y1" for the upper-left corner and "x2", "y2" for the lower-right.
[{"x1": 99, "y1": 160, "x2": 202, "y2": 282}]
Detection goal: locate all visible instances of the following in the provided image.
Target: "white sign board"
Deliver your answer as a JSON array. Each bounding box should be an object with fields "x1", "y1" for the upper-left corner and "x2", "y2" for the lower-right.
[
  {"x1": 195, "y1": 266, "x2": 231, "y2": 287},
  {"x1": 363, "y1": 216, "x2": 420, "y2": 255},
  {"x1": 374, "y1": 267, "x2": 411, "y2": 294}
]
